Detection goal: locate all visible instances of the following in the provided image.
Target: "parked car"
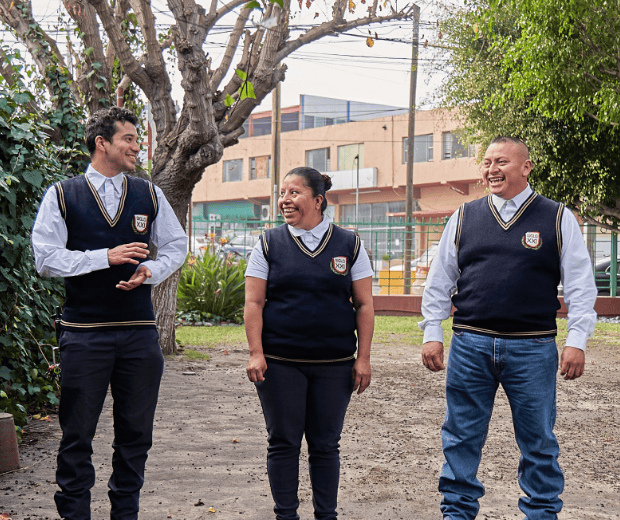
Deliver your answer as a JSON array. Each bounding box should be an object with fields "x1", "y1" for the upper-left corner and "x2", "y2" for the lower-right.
[
  {"x1": 595, "y1": 255, "x2": 620, "y2": 296},
  {"x1": 219, "y1": 234, "x2": 261, "y2": 260},
  {"x1": 189, "y1": 236, "x2": 209, "y2": 256},
  {"x1": 557, "y1": 255, "x2": 620, "y2": 296}
]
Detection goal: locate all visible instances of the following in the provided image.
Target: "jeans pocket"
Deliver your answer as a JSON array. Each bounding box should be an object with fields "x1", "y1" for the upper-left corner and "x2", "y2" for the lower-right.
[{"x1": 534, "y1": 336, "x2": 556, "y2": 344}]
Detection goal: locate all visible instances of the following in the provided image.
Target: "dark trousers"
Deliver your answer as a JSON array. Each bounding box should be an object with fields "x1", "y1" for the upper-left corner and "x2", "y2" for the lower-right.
[
  {"x1": 255, "y1": 361, "x2": 354, "y2": 520},
  {"x1": 54, "y1": 329, "x2": 164, "y2": 520}
]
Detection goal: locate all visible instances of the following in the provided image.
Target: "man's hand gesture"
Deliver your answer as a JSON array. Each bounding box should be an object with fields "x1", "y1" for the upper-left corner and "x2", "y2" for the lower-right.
[
  {"x1": 116, "y1": 265, "x2": 152, "y2": 291},
  {"x1": 108, "y1": 242, "x2": 149, "y2": 266}
]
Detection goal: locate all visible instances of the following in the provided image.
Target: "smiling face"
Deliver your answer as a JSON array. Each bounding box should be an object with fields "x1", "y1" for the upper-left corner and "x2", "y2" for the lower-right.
[
  {"x1": 278, "y1": 174, "x2": 324, "y2": 230},
  {"x1": 93, "y1": 121, "x2": 140, "y2": 177},
  {"x1": 482, "y1": 140, "x2": 532, "y2": 200}
]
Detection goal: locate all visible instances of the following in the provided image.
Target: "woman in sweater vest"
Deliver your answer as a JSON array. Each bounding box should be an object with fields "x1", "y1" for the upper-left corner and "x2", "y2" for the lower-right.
[{"x1": 245, "y1": 167, "x2": 375, "y2": 520}]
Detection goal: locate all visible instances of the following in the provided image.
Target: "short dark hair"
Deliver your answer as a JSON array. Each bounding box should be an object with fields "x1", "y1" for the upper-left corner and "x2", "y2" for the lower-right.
[
  {"x1": 489, "y1": 136, "x2": 530, "y2": 158},
  {"x1": 85, "y1": 106, "x2": 139, "y2": 155},
  {"x1": 284, "y1": 167, "x2": 332, "y2": 214}
]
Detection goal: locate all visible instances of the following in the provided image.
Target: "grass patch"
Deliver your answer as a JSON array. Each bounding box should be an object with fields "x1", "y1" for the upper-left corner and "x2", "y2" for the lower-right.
[
  {"x1": 373, "y1": 316, "x2": 453, "y2": 346},
  {"x1": 183, "y1": 349, "x2": 210, "y2": 361},
  {"x1": 176, "y1": 324, "x2": 246, "y2": 348},
  {"x1": 174, "y1": 317, "x2": 620, "y2": 350},
  {"x1": 590, "y1": 320, "x2": 620, "y2": 347}
]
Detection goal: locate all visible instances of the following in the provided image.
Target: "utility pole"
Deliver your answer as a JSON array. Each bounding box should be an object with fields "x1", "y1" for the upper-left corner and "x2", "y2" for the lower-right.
[
  {"x1": 403, "y1": 4, "x2": 420, "y2": 295},
  {"x1": 270, "y1": 82, "x2": 282, "y2": 223},
  {"x1": 354, "y1": 154, "x2": 360, "y2": 223}
]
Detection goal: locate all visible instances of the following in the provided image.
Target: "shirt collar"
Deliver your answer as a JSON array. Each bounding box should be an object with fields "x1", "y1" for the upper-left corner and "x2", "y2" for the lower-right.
[
  {"x1": 85, "y1": 164, "x2": 124, "y2": 192},
  {"x1": 491, "y1": 184, "x2": 533, "y2": 212},
  {"x1": 288, "y1": 215, "x2": 330, "y2": 239}
]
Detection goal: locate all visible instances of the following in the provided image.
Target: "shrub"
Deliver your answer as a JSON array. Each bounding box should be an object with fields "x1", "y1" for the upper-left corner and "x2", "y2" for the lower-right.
[
  {"x1": 177, "y1": 251, "x2": 246, "y2": 323},
  {"x1": 0, "y1": 83, "x2": 67, "y2": 436}
]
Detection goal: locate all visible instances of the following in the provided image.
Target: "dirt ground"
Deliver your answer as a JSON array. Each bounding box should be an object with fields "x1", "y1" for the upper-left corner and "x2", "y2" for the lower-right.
[{"x1": 1, "y1": 336, "x2": 619, "y2": 520}]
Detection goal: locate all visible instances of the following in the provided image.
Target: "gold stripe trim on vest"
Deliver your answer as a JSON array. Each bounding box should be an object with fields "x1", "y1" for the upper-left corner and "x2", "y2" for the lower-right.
[
  {"x1": 264, "y1": 354, "x2": 356, "y2": 364},
  {"x1": 60, "y1": 319, "x2": 156, "y2": 328},
  {"x1": 556, "y1": 203, "x2": 564, "y2": 258},
  {"x1": 453, "y1": 324, "x2": 557, "y2": 337},
  {"x1": 261, "y1": 230, "x2": 269, "y2": 259},
  {"x1": 353, "y1": 234, "x2": 361, "y2": 261},
  {"x1": 56, "y1": 183, "x2": 67, "y2": 220},
  {"x1": 487, "y1": 192, "x2": 538, "y2": 231},
  {"x1": 455, "y1": 203, "x2": 465, "y2": 254},
  {"x1": 289, "y1": 223, "x2": 334, "y2": 258},
  {"x1": 148, "y1": 182, "x2": 158, "y2": 217},
  {"x1": 85, "y1": 175, "x2": 128, "y2": 228}
]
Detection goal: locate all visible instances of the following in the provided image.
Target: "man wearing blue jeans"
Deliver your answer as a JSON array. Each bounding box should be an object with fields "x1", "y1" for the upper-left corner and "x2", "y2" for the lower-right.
[{"x1": 420, "y1": 137, "x2": 597, "y2": 519}]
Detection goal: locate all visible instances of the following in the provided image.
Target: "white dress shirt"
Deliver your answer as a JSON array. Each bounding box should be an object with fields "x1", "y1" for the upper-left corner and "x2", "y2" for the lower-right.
[
  {"x1": 31, "y1": 165, "x2": 188, "y2": 285},
  {"x1": 419, "y1": 185, "x2": 597, "y2": 350},
  {"x1": 245, "y1": 215, "x2": 374, "y2": 281}
]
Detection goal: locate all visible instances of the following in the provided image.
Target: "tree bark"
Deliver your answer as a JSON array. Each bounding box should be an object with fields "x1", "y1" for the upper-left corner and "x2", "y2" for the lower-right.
[{"x1": 152, "y1": 268, "x2": 182, "y2": 355}]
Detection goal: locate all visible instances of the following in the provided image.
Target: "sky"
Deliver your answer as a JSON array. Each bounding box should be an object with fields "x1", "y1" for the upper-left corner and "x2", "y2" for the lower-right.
[{"x1": 22, "y1": 0, "x2": 448, "y2": 113}]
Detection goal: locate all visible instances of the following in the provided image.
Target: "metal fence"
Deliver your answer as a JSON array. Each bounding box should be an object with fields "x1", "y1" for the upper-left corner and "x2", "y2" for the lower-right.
[{"x1": 188, "y1": 217, "x2": 618, "y2": 297}]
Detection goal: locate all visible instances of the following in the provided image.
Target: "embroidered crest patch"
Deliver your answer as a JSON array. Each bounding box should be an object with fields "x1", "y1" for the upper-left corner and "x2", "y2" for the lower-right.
[
  {"x1": 132, "y1": 214, "x2": 149, "y2": 235},
  {"x1": 522, "y1": 231, "x2": 542, "y2": 250},
  {"x1": 331, "y1": 256, "x2": 349, "y2": 275}
]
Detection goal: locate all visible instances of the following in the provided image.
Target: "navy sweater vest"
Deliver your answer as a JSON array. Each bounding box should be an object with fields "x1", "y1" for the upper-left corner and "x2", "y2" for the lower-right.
[
  {"x1": 261, "y1": 224, "x2": 361, "y2": 362},
  {"x1": 56, "y1": 175, "x2": 159, "y2": 331},
  {"x1": 452, "y1": 193, "x2": 563, "y2": 338}
]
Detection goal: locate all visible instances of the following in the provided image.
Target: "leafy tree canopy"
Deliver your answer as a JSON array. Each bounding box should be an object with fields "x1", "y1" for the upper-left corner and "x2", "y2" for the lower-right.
[
  {"x1": 431, "y1": 0, "x2": 620, "y2": 231},
  {"x1": 498, "y1": 0, "x2": 620, "y2": 127}
]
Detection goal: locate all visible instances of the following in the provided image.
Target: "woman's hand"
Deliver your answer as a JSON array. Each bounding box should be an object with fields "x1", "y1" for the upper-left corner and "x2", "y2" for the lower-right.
[
  {"x1": 352, "y1": 357, "x2": 371, "y2": 394},
  {"x1": 247, "y1": 353, "x2": 268, "y2": 382}
]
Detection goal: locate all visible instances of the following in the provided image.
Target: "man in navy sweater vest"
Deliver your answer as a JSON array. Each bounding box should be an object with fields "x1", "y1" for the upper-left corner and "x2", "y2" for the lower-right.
[
  {"x1": 32, "y1": 107, "x2": 187, "y2": 520},
  {"x1": 420, "y1": 137, "x2": 597, "y2": 519}
]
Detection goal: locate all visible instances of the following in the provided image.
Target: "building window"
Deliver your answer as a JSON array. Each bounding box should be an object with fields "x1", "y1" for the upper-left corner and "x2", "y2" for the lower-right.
[
  {"x1": 337, "y1": 144, "x2": 364, "y2": 171},
  {"x1": 305, "y1": 148, "x2": 331, "y2": 172},
  {"x1": 250, "y1": 155, "x2": 271, "y2": 180},
  {"x1": 403, "y1": 134, "x2": 434, "y2": 163},
  {"x1": 442, "y1": 132, "x2": 474, "y2": 160},
  {"x1": 252, "y1": 116, "x2": 271, "y2": 136},
  {"x1": 282, "y1": 112, "x2": 300, "y2": 132},
  {"x1": 223, "y1": 159, "x2": 243, "y2": 182}
]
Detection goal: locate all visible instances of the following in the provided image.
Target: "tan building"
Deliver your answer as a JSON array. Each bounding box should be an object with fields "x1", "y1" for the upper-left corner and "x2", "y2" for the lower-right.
[
  {"x1": 191, "y1": 95, "x2": 486, "y2": 266},
  {"x1": 193, "y1": 95, "x2": 483, "y2": 221}
]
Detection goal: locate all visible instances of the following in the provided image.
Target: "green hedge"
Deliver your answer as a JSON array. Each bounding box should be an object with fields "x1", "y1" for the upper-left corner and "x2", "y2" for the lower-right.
[{"x1": 0, "y1": 80, "x2": 75, "y2": 436}]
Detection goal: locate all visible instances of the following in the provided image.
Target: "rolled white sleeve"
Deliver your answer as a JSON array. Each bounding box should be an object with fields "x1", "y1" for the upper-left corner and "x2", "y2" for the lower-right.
[
  {"x1": 31, "y1": 186, "x2": 109, "y2": 277},
  {"x1": 560, "y1": 210, "x2": 598, "y2": 350},
  {"x1": 245, "y1": 240, "x2": 269, "y2": 280},
  {"x1": 418, "y1": 210, "x2": 461, "y2": 344}
]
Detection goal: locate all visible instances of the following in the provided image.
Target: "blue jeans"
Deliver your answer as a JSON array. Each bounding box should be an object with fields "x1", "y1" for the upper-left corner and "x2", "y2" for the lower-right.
[
  {"x1": 440, "y1": 331, "x2": 563, "y2": 520},
  {"x1": 255, "y1": 361, "x2": 354, "y2": 520},
  {"x1": 54, "y1": 329, "x2": 164, "y2": 520}
]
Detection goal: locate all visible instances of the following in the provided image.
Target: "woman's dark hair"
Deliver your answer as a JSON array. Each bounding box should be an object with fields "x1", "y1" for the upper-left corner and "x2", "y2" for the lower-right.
[
  {"x1": 85, "y1": 106, "x2": 139, "y2": 155},
  {"x1": 284, "y1": 166, "x2": 332, "y2": 214}
]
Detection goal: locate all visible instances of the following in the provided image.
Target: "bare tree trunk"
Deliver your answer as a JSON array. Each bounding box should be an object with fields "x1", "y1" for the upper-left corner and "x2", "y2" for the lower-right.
[{"x1": 153, "y1": 268, "x2": 182, "y2": 355}]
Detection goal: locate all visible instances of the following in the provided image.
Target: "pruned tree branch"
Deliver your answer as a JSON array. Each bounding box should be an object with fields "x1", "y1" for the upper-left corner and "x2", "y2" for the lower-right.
[
  {"x1": 212, "y1": 7, "x2": 251, "y2": 90},
  {"x1": 0, "y1": 0, "x2": 78, "y2": 104},
  {"x1": 275, "y1": 4, "x2": 414, "y2": 63},
  {"x1": 63, "y1": 0, "x2": 111, "y2": 113}
]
